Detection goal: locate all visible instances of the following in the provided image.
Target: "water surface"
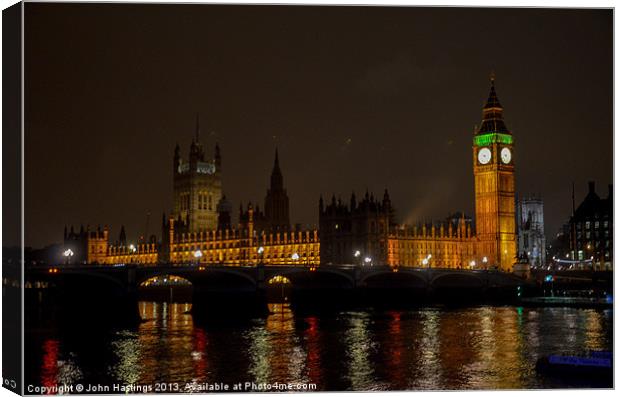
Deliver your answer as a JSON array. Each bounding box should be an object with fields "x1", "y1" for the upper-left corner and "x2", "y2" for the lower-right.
[{"x1": 26, "y1": 302, "x2": 613, "y2": 391}]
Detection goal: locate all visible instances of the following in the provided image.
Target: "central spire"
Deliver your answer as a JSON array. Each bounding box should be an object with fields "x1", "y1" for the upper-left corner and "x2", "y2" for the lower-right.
[
  {"x1": 270, "y1": 147, "x2": 283, "y2": 190},
  {"x1": 477, "y1": 74, "x2": 510, "y2": 135},
  {"x1": 484, "y1": 77, "x2": 502, "y2": 109},
  {"x1": 273, "y1": 148, "x2": 280, "y2": 172}
]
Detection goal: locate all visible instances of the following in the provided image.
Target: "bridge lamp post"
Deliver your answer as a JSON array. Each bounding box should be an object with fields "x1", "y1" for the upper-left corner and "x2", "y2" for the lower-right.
[
  {"x1": 469, "y1": 260, "x2": 476, "y2": 269},
  {"x1": 63, "y1": 249, "x2": 74, "y2": 265},
  {"x1": 129, "y1": 244, "x2": 137, "y2": 253},
  {"x1": 193, "y1": 249, "x2": 203, "y2": 266},
  {"x1": 353, "y1": 250, "x2": 362, "y2": 266},
  {"x1": 257, "y1": 246, "x2": 265, "y2": 266},
  {"x1": 482, "y1": 256, "x2": 488, "y2": 270},
  {"x1": 364, "y1": 256, "x2": 372, "y2": 266},
  {"x1": 422, "y1": 254, "x2": 432, "y2": 270},
  {"x1": 291, "y1": 252, "x2": 300, "y2": 266}
]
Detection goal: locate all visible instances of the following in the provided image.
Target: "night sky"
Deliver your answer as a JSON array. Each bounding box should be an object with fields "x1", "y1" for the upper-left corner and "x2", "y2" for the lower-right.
[{"x1": 23, "y1": 4, "x2": 612, "y2": 248}]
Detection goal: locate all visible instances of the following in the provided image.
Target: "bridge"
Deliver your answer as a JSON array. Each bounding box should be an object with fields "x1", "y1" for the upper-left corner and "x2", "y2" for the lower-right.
[{"x1": 26, "y1": 263, "x2": 530, "y2": 321}]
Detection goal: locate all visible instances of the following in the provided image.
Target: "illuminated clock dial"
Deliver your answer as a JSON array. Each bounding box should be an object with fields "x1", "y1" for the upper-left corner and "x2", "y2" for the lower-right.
[
  {"x1": 478, "y1": 148, "x2": 492, "y2": 164},
  {"x1": 501, "y1": 147, "x2": 512, "y2": 164}
]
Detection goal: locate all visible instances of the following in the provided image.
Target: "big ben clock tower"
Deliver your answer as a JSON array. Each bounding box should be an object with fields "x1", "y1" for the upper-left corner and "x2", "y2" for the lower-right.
[{"x1": 473, "y1": 76, "x2": 517, "y2": 271}]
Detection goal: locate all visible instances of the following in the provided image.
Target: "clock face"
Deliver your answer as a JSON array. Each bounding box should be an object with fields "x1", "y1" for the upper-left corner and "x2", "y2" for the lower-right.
[
  {"x1": 501, "y1": 147, "x2": 512, "y2": 164},
  {"x1": 478, "y1": 148, "x2": 492, "y2": 164}
]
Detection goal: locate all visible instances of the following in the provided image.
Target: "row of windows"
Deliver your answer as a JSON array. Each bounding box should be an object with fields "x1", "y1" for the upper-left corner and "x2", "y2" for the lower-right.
[
  {"x1": 174, "y1": 252, "x2": 318, "y2": 261},
  {"x1": 174, "y1": 241, "x2": 320, "y2": 251},
  {"x1": 576, "y1": 240, "x2": 611, "y2": 249},
  {"x1": 577, "y1": 230, "x2": 610, "y2": 239},
  {"x1": 389, "y1": 243, "x2": 475, "y2": 255},
  {"x1": 577, "y1": 221, "x2": 611, "y2": 230}
]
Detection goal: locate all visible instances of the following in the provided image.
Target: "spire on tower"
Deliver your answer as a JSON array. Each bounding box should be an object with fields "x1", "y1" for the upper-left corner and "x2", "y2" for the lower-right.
[
  {"x1": 484, "y1": 76, "x2": 502, "y2": 109},
  {"x1": 270, "y1": 147, "x2": 283, "y2": 191},
  {"x1": 477, "y1": 73, "x2": 510, "y2": 135},
  {"x1": 273, "y1": 147, "x2": 280, "y2": 172}
]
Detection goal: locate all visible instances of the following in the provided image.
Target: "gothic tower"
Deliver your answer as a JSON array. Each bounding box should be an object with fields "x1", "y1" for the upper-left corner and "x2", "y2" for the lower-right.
[
  {"x1": 473, "y1": 76, "x2": 517, "y2": 271},
  {"x1": 171, "y1": 116, "x2": 222, "y2": 232},
  {"x1": 264, "y1": 148, "x2": 290, "y2": 231}
]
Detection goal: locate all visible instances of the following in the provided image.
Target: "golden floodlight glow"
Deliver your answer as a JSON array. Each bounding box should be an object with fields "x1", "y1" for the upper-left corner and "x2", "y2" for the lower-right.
[{"x1": 268, "y1": 275, "x2": 291, "y2": 285}]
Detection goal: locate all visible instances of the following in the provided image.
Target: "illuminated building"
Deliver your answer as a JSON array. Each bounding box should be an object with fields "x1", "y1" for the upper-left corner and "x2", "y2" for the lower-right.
[
  {"x1": 320, "y1": 77, "x2": 516, "y2": 270},
  {"x1": 172, "y1": 116, "x2": 222, "y2": 233},
  {"x1": 569, "y1": 181, "x2": 613, "y2": 269},
  {"x1": 318, "y1": 194, "x2": 477, "y2": 268},
  {"x1": 65, "y1": 78, "x2": 518, "y2": 270},
  {"x1": 163, "y1": 203, "x2": 319, "y2": 266},
  {"x1": 63, "y1": 225, "x2": 109, "y2": 264},
  {"x1": 517, "y1": 196, "x2": 546, "y2": 267},
  {"x1": 472, "y1": 76, "x2": 517, "y2": 271},
  {"x1": 64, "y1": 135, "x2": 319, "y2": 266},
  {"x1": 387, "y1": 217, "x2": 476, "y2": 269}
]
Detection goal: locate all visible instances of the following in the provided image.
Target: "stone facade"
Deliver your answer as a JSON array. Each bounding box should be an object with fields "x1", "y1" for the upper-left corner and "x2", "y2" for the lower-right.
[
  {"x1": 171, "y1": 117, "x2": 222, "y2": 232},
  {"x1": 518, "y1": 197, "x2": 546, "y2": 267}
]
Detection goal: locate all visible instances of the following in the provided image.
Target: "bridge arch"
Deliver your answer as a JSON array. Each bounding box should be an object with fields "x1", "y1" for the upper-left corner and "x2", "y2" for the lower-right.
[
  {"x1": 359, "y1": 270, "x2": 428, "y2": 289},
  {"x1": 270, "y1": 267, "x2": 355, "y2": 289},
  {"x1": 136, "y1": 267, "x2": 258, "y2": 290},
  {"x1": 431, "y1": 272, "x2": 484, "y2": 289}
]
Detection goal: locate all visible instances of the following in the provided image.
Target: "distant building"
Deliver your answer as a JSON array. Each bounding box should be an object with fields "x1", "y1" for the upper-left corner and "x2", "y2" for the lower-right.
[
  {"x1": 517, "y1": 196, "x2": 546, "y2": 267},
  {"x1": 319, "y1": 190, "x2": 394, "y2": 265},
  {"x1": 65, "y1": 135, "x2": 318, "y2": 266},
  {"x1": 568, "y1": 181, "x2": 613, "y2": 270},
  {"x1": 318, "y1": 189, "x2": 477, "y2": 268},
  {"x1": 264, "y1": 149, "x2": 291, "y2": 232},
  {"x1": 63, "y1": 225, "x2": 109, "y2": 264},
  {"x1": 171, "y1": 116, "x2": 222, "y2": 233}
]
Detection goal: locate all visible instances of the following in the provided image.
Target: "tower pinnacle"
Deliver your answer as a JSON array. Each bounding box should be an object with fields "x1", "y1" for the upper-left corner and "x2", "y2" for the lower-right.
[{"x1": 478, "y1": 75, "x2": 509, "y2": 135}]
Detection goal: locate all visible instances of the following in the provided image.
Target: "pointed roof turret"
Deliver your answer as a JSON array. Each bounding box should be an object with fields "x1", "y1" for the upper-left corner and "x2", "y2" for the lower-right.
[
  {"x1": 477, "y1": 73, "x2": 510, "y2": 135},
  {"x1": 269, "y1": 147, "x2": 284, "y2": 191},
  {"x1": 350, "y1": 191, "x2": 357, "y2": 210},
  {"x1": 484, "y1": 72, "x2": 502, "y2": 109},
  {"x1": 119, "y1": 225, "x2": 127, "y2": 245}
]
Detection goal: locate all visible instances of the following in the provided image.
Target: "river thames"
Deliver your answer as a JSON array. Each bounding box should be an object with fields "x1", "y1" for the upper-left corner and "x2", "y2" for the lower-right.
[{"x1": 26, "y1": 302, "x2": 612, "y2": 391}]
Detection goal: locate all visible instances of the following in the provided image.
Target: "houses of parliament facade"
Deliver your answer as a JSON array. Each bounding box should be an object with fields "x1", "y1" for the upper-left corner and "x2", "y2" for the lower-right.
[{"x1": 64, "y1": 78, "x2": 517, "y2": 271}]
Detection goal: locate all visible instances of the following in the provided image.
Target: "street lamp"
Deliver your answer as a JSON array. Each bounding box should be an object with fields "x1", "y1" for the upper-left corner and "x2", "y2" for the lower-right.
[
  {"x1": 129, "y1": 244, "x2": 137, "y2": 253},
  {"x1": 423, "y1": 254, "x2": 432, "y2": 269},
  {"x1": 364, "y1": 256, "x2": 372, "y2": 266},
  {"x1": 63, "y1": 248, "x2": 74, "y2": 265},
  {"x1": 257, "y1": 246, "x2": 265, "y2": 266},
  {"x1": 193, "y1": 249, "x2": 203, "y2": 266},
  {"x1": 291, "y1": 252, "x2": 300, "y2": 262},
  {"x1": 469, "y1": 260, "x2": 476, "y2": 269},
  {"x1": 354, "y1": 250, "x2": 361, "y2": 258}
]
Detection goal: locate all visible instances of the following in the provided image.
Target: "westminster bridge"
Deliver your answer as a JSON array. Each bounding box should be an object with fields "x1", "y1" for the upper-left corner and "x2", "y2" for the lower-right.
[{"x1": 25, "y1": 262, "x2": 532, "y2": 321}]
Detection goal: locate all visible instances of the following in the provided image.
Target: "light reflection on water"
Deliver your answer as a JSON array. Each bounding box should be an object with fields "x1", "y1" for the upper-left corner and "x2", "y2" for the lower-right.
[{"x1": 27, "y1": 302, "x2": 613, "y2": 391}]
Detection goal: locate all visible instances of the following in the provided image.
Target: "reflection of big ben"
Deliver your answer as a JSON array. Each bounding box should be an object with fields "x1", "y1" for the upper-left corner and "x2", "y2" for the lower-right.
[{"x1": 473, "y1": 76, "x2": 516, "y2": 271}]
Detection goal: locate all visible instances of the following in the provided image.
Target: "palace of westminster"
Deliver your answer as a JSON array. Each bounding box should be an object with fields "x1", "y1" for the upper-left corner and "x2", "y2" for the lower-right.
[{"x1": 64, "y1": 79, "x2": 519, "y2": 271}]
